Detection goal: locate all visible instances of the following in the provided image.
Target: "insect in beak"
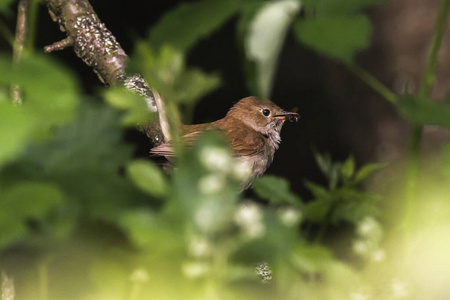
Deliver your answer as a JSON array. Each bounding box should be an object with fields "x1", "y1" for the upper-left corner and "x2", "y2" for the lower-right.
[{"x1": 272, "y1": 110, "x2": 300, "y2": 122}]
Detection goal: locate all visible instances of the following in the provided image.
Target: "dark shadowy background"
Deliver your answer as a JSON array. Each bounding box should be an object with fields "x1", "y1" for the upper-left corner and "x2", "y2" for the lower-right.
[{"x1": 6, "y1": 0, "x2": 450, "y2": 197}]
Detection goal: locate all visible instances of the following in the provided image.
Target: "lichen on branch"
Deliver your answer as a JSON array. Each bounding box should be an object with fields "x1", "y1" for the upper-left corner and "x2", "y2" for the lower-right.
[{"x1": 44, "y1": 0, "x2": 167, "y2": 146}]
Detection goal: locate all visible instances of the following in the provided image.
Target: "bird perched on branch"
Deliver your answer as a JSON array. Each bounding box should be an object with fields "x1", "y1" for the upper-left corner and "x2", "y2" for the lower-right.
[{"x1": 150, "y1": 96, "x2": 300, "y2": 189}]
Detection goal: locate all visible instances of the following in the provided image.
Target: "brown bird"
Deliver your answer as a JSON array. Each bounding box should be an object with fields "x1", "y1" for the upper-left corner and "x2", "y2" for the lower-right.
[{"x1": 150, "y1": 96, "x2": 300, "y2": 188}]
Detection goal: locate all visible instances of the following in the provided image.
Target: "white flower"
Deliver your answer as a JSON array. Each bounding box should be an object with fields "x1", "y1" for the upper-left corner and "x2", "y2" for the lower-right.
[
  {"x1": 255, "y1": 262, "x2": 272, "y2": 283},
  {"x1": 232, "y1": 160, "x2": 252, "y2": 181},
  {"x1": 350, "y1": 291, "x2": 370, "y2": 300},
  {"x1": 129, "y1": 268, "x2": 149, "y2": 283},
  {"x1": 200, "y1": 146, "x2": 231, "y2": 172},
  {"x1": 198, "y1": 174, "x2": 224, "y2": 194},
  {"x1": 195, "y1": 204, "x2": 216, "y2": 232},
  {"x1": 234, "y1": 202, "x2": 266, "y2": 239},
  {"x1": 371, "y1": 248, "x2": 386, "y2": 262},
  {"x1": 391, "y1": 278, "x2": 409, "y2": 298},
  {"x1": 278, "y1": 207, "x2": 302, "y2": 227},
  {"x1": 189, "y1": 236, "x2": 212, "y2": 258},
  {"x1": 357, "y1": 216, "x2": 383, "y2": 241},
  {"x1": 234, "y1": 202, "x2": 263, "y2": 225},
  {"x1": 182, "y1": 262, "x2": 210, "y2": 279},
  {"x1": 353, "y1": 239, "x2": 371, "y2": 255}
]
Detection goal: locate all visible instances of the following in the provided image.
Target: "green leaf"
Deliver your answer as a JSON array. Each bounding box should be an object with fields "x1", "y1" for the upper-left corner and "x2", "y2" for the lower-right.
[
  {"x1": 294, "y1": 14, "x2": 372, "y2": 64},
  {"x1": 397, "y1": 96, "x2": 450, "y2": 128},
  {"x1": 0, "y1": 103, "x2": 34, "y2": 167},
  {"x1": 304, "y1": 180, "x2": 330, "y2": 200},
  {"x1": 253, "y1": 175, "x2": 301, "y2": 205},
  {"x1": 120, "y1": 209, "x2": 181, "y2": 252},
  {"x1": 332, "y1": 196, "x2": 380, "y2": 224},
  {"x1": 0, "y1": 182, "x2": 64, "y2": 249},
  {"x1": 354, "y1": 162, "x2": 386, "y2": 183},
  {"x1": 340, "y1": 155, "x2": 355, "y2": 181},
  {"x1": 291, "y1": 244, "x2": 333, "y2": 273},
  {"x1": 313, "y1": 151, "x2": 332, "y2": 177},
  {"x1": 28, "y1": 105, "x2": 131, "y2": 173},
  {"x1": 237, "y1": 1, "x2": 264, "y2": 95},
  {"x1": 104, "y1": 87, "x2": 155, "y2": 126},
  {"x1": 304, "y1": 0, "x2": 385, "y2": 16},
  {"x1": 1, "y1": 182, "x2": 64, "y2": 218},
  {"x1": 0, "y1": 214, "x2": 26, "y2": 250},
  {"x1": 0, "y1": 0, "x2": 14, "y2": 14},
  {"x1": 175, "y1": 68, "x2": 221, "y2": 104},
  {"x1": 132, "y1": 44, "x2": 221, "y2": 105},
  {"x1": 303, "y1": 198, "x2": 330, "y2": 222},
  {"x1": 0, "y1": 54, "x2": 80, "y2": 128},
  {"x1": 127, "y1": 160, "x2": 169, "y2": 198},
  {"x1": 245, "y1": 0, "x2": 302, "y2": 97},
  {"x1": 149, "y1": 0, "x2": 241, "y2": 52}
]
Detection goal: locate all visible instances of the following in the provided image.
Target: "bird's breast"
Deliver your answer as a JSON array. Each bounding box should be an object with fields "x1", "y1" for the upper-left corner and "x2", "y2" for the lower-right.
[{"x1": 237, "y1": 141, "x2": 276, "y2": 178}]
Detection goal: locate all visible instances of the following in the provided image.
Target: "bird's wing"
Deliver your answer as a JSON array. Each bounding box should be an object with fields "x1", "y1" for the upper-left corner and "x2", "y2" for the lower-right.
[
  {"x1": 149, "y1": 142, "x2": 176, "y2": 157},
  {"x1": 149, "y1": 128, "x2": 205, "y2": 157},
  {"x1": 224, "y1": 126, "x2": 265, "y2": 157},
  {"x1": 150, "y1": 122, "x2": 265, "y2": 158}
]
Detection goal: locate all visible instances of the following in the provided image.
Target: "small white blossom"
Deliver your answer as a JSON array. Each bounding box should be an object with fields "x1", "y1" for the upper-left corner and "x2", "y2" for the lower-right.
[
  {"x1": 353, "y1": 239, "x2": 371, "y2": 255},
  {"x1": 392, "y1": 278, "x2": 410, "y2": 299},
  {"x1": 182, "y1": 262, "x2": 210, "y2": 279},
  {"x1": 234, "y1": 202, "x2": 266, "y2": 239},
  {"x1": 234, "y1": 202, "x2": 263, "y2": 225},
  {"x1": 350, "y1": 291, "x2": 370, "y2": 300},
  {"x1": 232, "y1": 160, "x2": 252, "y2": 181},
  {"x1": 245, "y1": 221, "x2": 266, "y2": 239},
  {"x1": 198, "y1": 174, "x2": 224, "y2": 194},
  {"x1": 357, "y1": 216, "x2": 383, "y2": 241},
  {"x1": 189, "y1": 236, "x2": 212, "y2": 258},
  {"x1": 371, "y1": 248, "x2": 386, "y2": 262},
  {"x1": 200, "y1": 147, "x2": 231, "y2": 172},
  {"x1": 256, "y1": 262, "x2": 272, "y2": 283},
  {"x1": 278, "y1": 207, "x2": 302, "y2": 227},
  {"x1": 129, "y1": 268, "x2": 149, "y2": 283},
  {"x1": 195, "y1": 204, "x2": 216, "y2": 232}
]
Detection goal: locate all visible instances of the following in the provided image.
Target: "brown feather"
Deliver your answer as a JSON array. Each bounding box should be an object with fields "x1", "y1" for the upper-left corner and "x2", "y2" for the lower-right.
[{"x1": 149, "y1": 96, "x2": 300, "y2": 186}]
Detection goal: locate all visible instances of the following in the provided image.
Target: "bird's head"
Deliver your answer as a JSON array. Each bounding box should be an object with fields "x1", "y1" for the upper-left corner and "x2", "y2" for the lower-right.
[{"x1": 226, "y1": 96, "x2": 300, "y2": 138}]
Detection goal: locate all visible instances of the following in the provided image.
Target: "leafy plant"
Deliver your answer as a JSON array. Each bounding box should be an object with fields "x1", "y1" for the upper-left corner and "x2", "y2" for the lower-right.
[
  {"x1": 2, "y1": 0, "x2": 450, "y2": 299},
  {"x1": 303, "y1": 152, "x2": 383, "y2": 242}
]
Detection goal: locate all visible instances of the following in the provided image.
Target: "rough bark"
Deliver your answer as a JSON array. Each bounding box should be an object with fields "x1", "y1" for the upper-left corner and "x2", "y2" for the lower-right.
[
  {"x1": 11, "y1": 0, "x2": 28, "y2": 104},
  {"x1": 44, "y1": 0, "x2": 167, "y2": 146}
]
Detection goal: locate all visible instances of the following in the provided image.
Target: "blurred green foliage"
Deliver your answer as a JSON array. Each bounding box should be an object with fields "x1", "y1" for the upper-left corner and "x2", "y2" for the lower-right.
[{"x1": 2, "y1": 0, "x2": 450, "y2": 299}]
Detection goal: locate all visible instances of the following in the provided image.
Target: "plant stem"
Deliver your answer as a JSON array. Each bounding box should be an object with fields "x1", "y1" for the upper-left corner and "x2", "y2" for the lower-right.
[
  {"x1": 0, "y1": 20, "x2": 15, "y2": 47},
  {"x1": 348, "y1": 64, "x2": 398, "y2": 105},
  {"x1": 38, "y1": 259, "x2": 49, "y2": 300},
  {"x1": 25, "y1": 0, "x2": 41, "y2": 52},
  {"x1": 418, "y1": 0, "x2": 450, "y2": 98},
  {"x1": 11, "y1": 0, "x2": 29, "y2": 104},
  {"x1": 404, "y1": 0, "x2": 450, "y2": 229}
]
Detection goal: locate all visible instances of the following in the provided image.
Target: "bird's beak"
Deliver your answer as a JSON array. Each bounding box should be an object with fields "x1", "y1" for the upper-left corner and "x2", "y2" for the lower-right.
[{"x1": 272, "y1": 111, "x2": 301, "y2": 122}]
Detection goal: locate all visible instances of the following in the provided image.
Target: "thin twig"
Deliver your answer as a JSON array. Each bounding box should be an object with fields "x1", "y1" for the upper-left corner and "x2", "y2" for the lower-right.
[
  {"x1": 10, "y1": 0, "x2": 29, "y2": 104},
  {"x1": 404, "y1": 0, "x2": 450, "y2": 229},
  {"x1": 348, "y1": 64, "x2": 398, "y2": 104},
  {"x1": 418, "y1": 0, "x2": 450, "y2": 98},
  {"x1": 0, "y1": 20, "x2": 15, "y2": 47},
  {"x1": 25, "y1": 0, "x2": 40, "y2": 52}
]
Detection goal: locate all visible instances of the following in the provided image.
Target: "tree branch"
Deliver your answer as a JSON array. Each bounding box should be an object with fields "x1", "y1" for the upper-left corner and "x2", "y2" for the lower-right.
[
  {"x1": 44, "y1": 0, "x2": 168, "y2": 146},
  {"x1": 11, "y1": 0, "x2": 28, "y2": 104}
]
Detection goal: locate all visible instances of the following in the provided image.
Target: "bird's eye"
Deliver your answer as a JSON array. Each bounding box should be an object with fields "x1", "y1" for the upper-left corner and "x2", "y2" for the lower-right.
[{"x1": 262, "y1": 109, "x2": 270, "y2": 116}]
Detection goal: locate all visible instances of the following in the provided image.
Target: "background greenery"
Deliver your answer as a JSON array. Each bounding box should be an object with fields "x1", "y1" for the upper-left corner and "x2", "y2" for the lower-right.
[{"x1": 1, "y1": 0, "x2": 450, "y2": 299}]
